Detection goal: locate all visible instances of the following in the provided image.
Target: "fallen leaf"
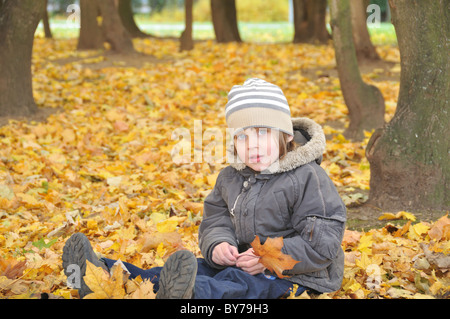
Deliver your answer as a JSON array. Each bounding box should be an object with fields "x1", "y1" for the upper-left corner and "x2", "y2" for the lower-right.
[
  {"x1": 428, "y1": 214, "x2": 450, "y2": 241},
  {"x1": 342, "y1": 229, "x2": 361, "y2": 247},
  {"x1": 0, "y1": 257, "x2": 27, "y2": 279},
  {"x1": 379, "y1": 211, "x2": 416, "y2": 222},
  {"x1": 83, "y1": 261, "x2": 125, "y2": 299},
  {"x1": 420, "y1": 243, "x2": 450, "y2": 271},
  {"x1": 126, "y1": 279, "x2": 156, "y2": 299},
  {"x1": 250, "y1": 236, "x2": 300, "y2": 278},
  {"x1": 139, "y1": 231, "x2": 182, "y2": 252}
]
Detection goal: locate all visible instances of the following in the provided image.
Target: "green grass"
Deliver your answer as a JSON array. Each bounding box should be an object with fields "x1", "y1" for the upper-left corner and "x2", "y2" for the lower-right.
[{"x1": 36, "y1": 16, "x2": 397, "y2": 45}]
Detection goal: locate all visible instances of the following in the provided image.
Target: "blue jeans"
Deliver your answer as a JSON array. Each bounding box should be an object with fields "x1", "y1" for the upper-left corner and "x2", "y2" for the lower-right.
[{"x1": 102, "y1": 257, "x2": 307, "y2": 299}]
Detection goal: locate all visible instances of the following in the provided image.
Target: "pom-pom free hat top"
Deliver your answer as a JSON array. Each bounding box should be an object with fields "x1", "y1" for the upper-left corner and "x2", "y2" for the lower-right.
[{"x1": 225, "y1": 78, "x2": 294, "y2": 136}]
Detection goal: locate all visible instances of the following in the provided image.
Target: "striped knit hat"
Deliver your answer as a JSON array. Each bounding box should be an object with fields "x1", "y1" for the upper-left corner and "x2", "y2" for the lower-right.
[{"x1": 225, "y1": 78, "x2": 294, "y2": 136}]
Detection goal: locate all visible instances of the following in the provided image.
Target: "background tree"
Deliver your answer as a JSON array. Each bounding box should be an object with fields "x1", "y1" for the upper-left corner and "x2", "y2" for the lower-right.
[
  {"x1": 180, "y1": 0, "x2": 194, "y2": 51},
  {"x1": 330, "y1": 0, "x2": 385, "y2": 141},
  {"x1": 350, "y1": 0, "x2": 379, "y2": 62},
  {"x1": 78, "y1": 0, "x2": 103, "y2": 50},
  {"x1": 293, "y1": 0, "x2": 329, "y2": 44},
  {"x1": 0, "y1": 0, "x2": 46, "y2": 117},
  {"x1": 97, "y1": 0, "x2": 135, "y2": 54},
  {"x1": 42, "y1": 0, "x2": 53, "y2": 39},
  {"x1": 366, "y1": 0, "x2": 449, "y2": 211},
  {"x1": 78, "y1": 0, "x2": 135, "y2": 53},
  {"x1": 210, "y1": 0, "x2": 241, "y2": 43},
  {"x1": 118, "y1": 0, "x2": 149, "y2": 38}
]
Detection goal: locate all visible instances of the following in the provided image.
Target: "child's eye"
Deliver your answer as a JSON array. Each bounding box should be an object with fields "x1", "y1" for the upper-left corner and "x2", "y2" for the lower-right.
[
  {"x1": 236, "y1": 133, "x2": 247, "y2": 141},
  {"x1": 258, "y1": 128, "x2": 268, "y2": 135}
]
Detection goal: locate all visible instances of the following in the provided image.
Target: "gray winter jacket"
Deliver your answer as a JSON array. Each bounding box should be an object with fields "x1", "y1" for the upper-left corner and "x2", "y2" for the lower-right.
[{"x1": 198, "y1": 117, "x2": 347, "y2": 293}]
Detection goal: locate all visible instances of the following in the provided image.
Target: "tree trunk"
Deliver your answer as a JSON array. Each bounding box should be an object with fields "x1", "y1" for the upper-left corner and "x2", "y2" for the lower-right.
[
  {"x1": 180, "y1": 0, "x2": 194, "y2": 51},
  {"x1": 42, "y1": 0, "x2": 52, "y2": 39},
  {"x1": 210, "y1": 0, "x2": 241, "y2": 43},
  {"x1": 78, "y1": 0, "x2": 103, "y2": 50},
  {"x1": 366, "y1": 0, "x2": 450, "y2": 211},
  {"x1": 118, "y1": 0, "x2": 148, "y2": 38},
  {"x1": 97, "y1": 0, "x2": 135, "y2": 54},
  {"x1": 330, "y1": 0, "x2": 385, "y2": 141},
  {"x1": 350, "y1": 0, "x2": 380, "y2": 62},
  {"x1": 0, "y1": 0, "x2": 45, "y2": 117},
  {"x1": 293, "y1": 0, "x2": 330, "y2": 44},
  {"x1": 293, "y1": 0, "x2": 307, "y2": 42}
]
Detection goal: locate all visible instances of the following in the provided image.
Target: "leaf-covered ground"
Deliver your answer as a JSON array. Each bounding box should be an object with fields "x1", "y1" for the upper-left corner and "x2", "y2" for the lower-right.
[{"x1": 0, "y1": 38, "x2": 448, "y2": 299}]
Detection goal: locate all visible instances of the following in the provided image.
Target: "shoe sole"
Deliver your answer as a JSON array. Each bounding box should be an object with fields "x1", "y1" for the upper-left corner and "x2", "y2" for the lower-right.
[
  {"x1": 156, "y1": 250, "x2": 197, "y2": 299},
  {"x1": 62, "y1": 233, "x2": 104, "y2": 298}
]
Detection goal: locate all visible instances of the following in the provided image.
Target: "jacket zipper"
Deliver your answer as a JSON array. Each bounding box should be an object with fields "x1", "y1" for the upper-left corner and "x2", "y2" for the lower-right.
[
  {"x1": 309, "y1": 216, "x2": 317, "y2": 241},
  {"x1": 229, "y1": 192, "x2": 242, "y2": 218},
  {"x1": 229, "y1": 177, "x2": 253, "y2": 243},
  {"x1": 229, "y1": 192, "x2": 244, "y2": 244}
]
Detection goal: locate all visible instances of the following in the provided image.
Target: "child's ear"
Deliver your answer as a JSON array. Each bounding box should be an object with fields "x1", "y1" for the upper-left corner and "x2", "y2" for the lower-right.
[{"x1": 287, "y1": 135, "x2": 294, "y2": 143}]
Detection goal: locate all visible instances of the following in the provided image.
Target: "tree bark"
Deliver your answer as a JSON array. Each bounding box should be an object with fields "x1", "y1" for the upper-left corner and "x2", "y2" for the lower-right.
[
  {"x1": 180, "y1": 0, "x2": 194, "y2": 51},
  {"x1": 330, "y1": 0, "x2": 385, "y2": 141},
  {"x1": 0, "y1": 0, "x2": 46, "y2": 117},
  {"x1": 350, "y1": 0, "x2": 379, "y2": 61},
  {"x1": 293, "y1": 0, "x2": 330, "y2": 44},
  {"x1": 97, "y1": 0, "x2": 135, "y2": 54},
  {"x1": 118, "y1": 0, "x2": 149, "y2": 38},
  {"x1": 42, "y1": 0, "x2": 52, "y2": 39},
  {"x1": 78, "y1": 0, "x2": 135, "y2": 53},
  {"x1": 78, "y1": 0, "x2": 103, "y2": 50},
  {"x1": 210, "y1": 0, "x2": 241, "y2": 43},
  {"x1": 366, "y1": 0, "x2": 450, "y2": 211}
]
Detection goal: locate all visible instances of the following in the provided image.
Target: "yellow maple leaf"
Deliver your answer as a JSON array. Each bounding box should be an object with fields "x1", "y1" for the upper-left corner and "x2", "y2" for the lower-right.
[
  {"x1": 407, "y1": 223, "x2": 430, "y2": 241},
  {"x1": 379, "y1": 211, "x2": 416, "y2": 222},
  {"x1": 206, "y1": 172, "x2": 220, "y2": 187},
  {"x1": 83, "y1": 261, "x2": 125, "y2": 299},
  {"x1": 355, "y1": 252, "x2": 371, "y2": 270},
  {"x1": 126, "y1": 279, "x2": 156, "y2": 299},
  {"x1": 156, "y1": 218, "x2": 179, "y2": 233},
  {"x1": 357, "y1": 234, "x2": 373, "y2": 254},
  {"x1": 251, "y1": 236, "x2": 300, "y2": 278}
]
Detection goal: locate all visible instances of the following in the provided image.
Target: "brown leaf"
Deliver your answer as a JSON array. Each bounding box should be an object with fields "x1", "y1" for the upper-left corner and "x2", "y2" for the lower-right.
[
  {"x1": 250, "y1": 236, "x2": 300, "y2": 278},
  {"x1": 428, "y1": 214, "x2": 450, "y2": 241},
  {"x1": 342, "y1": 229, "x2": 361, "y2": 247},
  {"x1": 0, "y1": 257, "x2": 27, "y2": 279},
  {"x1": 420, "y1": 243, "x2": 450, "y2": 270},
  {"x1": 139, "y1": 232, "x2": 182, "y2": 253}
]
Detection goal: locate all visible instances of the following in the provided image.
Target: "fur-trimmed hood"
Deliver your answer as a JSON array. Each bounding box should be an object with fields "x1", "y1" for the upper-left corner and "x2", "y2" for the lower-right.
[{"x1": 228, "y1": 117, "x2": 326, "y2": 174}]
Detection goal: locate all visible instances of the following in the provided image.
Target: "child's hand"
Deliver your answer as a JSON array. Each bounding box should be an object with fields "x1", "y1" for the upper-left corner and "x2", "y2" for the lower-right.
[
  {"x1": 236, "y1": 248, "x2": 265, "y2": 275},
  {"x1": 212, "y1": 242, "x2": 239, "y2": 266}
]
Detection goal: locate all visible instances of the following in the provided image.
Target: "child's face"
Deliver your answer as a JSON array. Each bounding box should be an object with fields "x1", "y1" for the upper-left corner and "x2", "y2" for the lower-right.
[{"x1": 234, "y1": 127, "x2": 292, "y2": 172}]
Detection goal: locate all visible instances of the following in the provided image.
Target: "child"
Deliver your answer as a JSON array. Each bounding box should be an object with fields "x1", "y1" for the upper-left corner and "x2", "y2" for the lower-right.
[{"x1": 62, "y1": 78, "x2": 346, "y2": 299}]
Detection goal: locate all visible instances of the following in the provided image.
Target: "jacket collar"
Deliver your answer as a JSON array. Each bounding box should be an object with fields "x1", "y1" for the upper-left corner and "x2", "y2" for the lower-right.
[{"x1": 228, "y1": 117, "x2": 326, "y2": 175}]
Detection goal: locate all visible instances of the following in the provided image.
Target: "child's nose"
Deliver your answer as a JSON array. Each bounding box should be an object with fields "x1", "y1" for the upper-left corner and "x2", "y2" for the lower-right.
[{"x1": 247, "y1": 132, "x2": 259, "y2": 148}]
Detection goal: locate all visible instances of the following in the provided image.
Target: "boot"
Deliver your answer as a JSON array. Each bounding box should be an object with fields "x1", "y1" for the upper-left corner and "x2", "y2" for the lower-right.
[
  {"x1": 156, "y1": 250, "x2": 197, "y2": 299},
  {"x1": 62, "y1": 232, "x2": 108, "y2": 298}
]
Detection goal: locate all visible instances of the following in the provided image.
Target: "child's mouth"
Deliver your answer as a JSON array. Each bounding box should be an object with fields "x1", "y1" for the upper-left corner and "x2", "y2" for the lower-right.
[{"x1": 249, "y1": 155, "x2": 262, "y2": 163}]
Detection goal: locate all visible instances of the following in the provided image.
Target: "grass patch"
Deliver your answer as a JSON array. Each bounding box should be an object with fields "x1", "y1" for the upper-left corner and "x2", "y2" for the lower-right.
[{"x1": 37, "y1": 16, "x2": 397, "y2": 45}]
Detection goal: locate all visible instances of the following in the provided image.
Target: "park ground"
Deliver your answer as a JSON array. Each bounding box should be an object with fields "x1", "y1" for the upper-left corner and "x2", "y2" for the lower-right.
[{"x1": 0, "y1": 24, "x2": 448, "y2": 299}]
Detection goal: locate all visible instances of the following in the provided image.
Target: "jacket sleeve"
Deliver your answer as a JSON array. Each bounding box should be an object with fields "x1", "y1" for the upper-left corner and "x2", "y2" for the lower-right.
[
  {"x1": 281, "y1": 163, "x2": 346, "y2": 276},
  {"x1": 198, "y1": 170, "x2": 239, "y2": 269}
]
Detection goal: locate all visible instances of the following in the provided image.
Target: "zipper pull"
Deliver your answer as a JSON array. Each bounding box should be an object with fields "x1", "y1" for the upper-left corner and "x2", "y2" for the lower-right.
[
  {"x1": 309, "y1": 216, "x2": 317, "y2": 241},
  {"x1": 230, "y1": 192, "x2": 242, "y2": 218}
]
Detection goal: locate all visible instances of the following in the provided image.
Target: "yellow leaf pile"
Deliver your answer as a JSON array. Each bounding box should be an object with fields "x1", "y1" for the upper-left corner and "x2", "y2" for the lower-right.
[
  {"x1": 336, "y1": 214, "x2": 450, "y2": 299},
  {"x1": 0, "y1": 37, "x2": 447, "y2": 299}
]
